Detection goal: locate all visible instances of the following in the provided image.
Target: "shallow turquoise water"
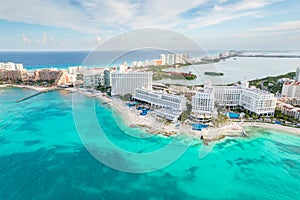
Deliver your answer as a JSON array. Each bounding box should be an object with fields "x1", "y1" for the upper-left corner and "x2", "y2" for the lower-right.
[{"x1": 0, "y1": 87, "x2": 299, "y2": 199}]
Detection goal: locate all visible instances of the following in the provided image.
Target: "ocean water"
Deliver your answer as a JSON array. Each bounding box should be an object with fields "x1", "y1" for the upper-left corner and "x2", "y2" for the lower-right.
[
  {"x1": 0, "y1": 50, "x2": 219, "y2": 70},
  {"x1": 0, "y1": 87, "x2": 300, "y2": 199},
  {"x1": 0, "y1": 51, "x2": 89, "y2": 70},
  {"x1": 2, "y1": 51, "x2": 300, "y2": 85}
]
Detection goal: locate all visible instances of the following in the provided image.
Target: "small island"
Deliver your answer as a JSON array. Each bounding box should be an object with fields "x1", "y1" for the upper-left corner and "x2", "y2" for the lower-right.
[{"x1": 204, "y1": 72, "x2": 224, "y2": 76}]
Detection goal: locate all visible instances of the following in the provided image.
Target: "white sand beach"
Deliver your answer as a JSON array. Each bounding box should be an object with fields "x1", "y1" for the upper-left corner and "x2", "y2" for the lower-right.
[
  {"x1": 239, "y1": 122, "x2": 300, "y2": 136},
  {"x1": 3, "y1": 84, "x2": 56, "y2": 92},
  {"x1": 74, "y1": 89, "x2": 300, "y2": 140}
]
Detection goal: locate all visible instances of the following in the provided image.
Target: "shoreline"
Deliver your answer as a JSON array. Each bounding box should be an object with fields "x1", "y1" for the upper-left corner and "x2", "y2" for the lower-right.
[
  {"x1": 239, "y1": 122, "x2": 300, "y2": 136},
  {"x1": 0, "y1": 84, "x2": 56, "y2": 92},
  {"x1": 2, "y1": 85, "x2": 299, "y2": 141}
]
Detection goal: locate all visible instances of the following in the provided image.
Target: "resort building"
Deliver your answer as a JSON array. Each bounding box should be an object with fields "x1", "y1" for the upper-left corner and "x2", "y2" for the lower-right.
[
  {"x1": 281, "y1": 68, "x2": 300, "y2": 98},
  {"x1": 0, "y1": 62, "x2": 23, "y2": 70},
  {"x1": 111, "y1": 72, "x2": 152, "y2": 96},
  {"x1": 68, "y1": 66, "x2": 87, "y2": 75},
  {"x1": 192, "y1": 80, "x2": 277, "y2": 116},
  {"x1": 192, "y1": 87, "x2": 214, "y2": 114},
  {"x1": 239, "y1": 88, "x2": 277, "y2": 116},
  {"x1": 83, "y1": 68, "x2": 106, "y2": 88},
  {"x1": 103, "y1": 70, "x2": 111, "y2": 88},
  {"x1": 152, "y1": 108, "x2": 183, "y2": 122},
  {"x1": 133, "y1": 88, "x2": 186, "y2": 111},
  {"x1": 213, "y1": 86, "x2": 242, "y2": 108},
  {"x1": 133, "y1": 88, "x2": 187, "y2": 122},
  {"x1": 276, "y1": 100, "x2": 300, "y2": 120},
  {"x1": 279, "y1": 97, "x2": 300, "y2": 106},
  {"x1": 296, "y1": 67, "x2": 300, "y2": 82},
  {"x1": 153, "y1": 59, "x2": 162, "y2": 66},
  {"x1": 281, "y1": 81, "x2": 300, "y2": 98},
  {"x1": 160, "y1": 54, "x2": 166, "y2": 65},
  {"x1": 0, "y1": 69, "x2": 27, "y2": 82}
]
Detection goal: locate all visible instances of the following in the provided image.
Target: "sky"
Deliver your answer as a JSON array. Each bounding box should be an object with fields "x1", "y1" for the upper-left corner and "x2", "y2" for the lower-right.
[{"x1": 0, "y1": 0, "x2": 300, "y2": 51}]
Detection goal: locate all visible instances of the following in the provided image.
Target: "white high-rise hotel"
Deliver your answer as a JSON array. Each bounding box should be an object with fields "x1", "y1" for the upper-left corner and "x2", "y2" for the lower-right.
[
  {"x1": 192, "y1": 80, "x2": 277, "y2": 116},
  {"x1": 192, "y1": 88, "x2": 214, "y2": 114},
  {"x1": 160, "y1": 54, "x2": 190, "y2": 65},
  {"x1": 239, "y1": 88, "x2": 277, "y2": 115},
  {"x1": 0, "y1": 62, "x2": 23, "y2": 70},
  {"x1": 111, "y1": 72, "x2": 152, "y2": 96},
  {"x1": 296, "y1": 67, "x2": 300, "y2": 82}
]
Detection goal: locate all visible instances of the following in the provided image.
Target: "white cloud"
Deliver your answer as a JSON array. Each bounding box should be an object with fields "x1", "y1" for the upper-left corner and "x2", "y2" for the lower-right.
[
  {"x1": 37, "y1": 32, "x2": 58, "y2": 45},
  {"x1": 22, "y1": 33, "x2": 31, "y2": 44},
  {"x1": 252, "y1": 20, "x2": 300, "y2": 32},
  {"x1": 37, "y1": 32, "x2": 48, "y2": 45},
  {"x1": 185, "y1": 0, "x2": 279, "y2": 29},
  {"x1": 0, "y1": 0, "x2": 281, "y2": 35}
]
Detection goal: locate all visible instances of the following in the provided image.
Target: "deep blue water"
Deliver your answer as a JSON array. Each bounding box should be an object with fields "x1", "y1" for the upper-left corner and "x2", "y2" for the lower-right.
[
  {"x1": 0, "y1": 51, "x2": 89, "y2": 70},
  {"x1": 0, "y1": 87, "x2": 300, "y2": 199},
  {"x1": 0, "y1": 50, "x2": 221, "y2": 70}
]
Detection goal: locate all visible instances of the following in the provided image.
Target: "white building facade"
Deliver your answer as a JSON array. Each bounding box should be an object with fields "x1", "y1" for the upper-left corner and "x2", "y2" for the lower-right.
[
  {"x1": 281, "y1": 81, "x2": 300, "y2": 98},
  {"x1": 296, "y1": 67, "x2": 300, "y2": 82},
  {"x1": 192, "y1": 81, "x2": 277, "y2": 116},
  {"x1": 276, "y1": 101, "x2": 300, "y2": 120},
  {"x1": 240, "y1": 88, "x2": 277, "y2": 116},
  {"x1": 83, "y1": 68, "x2": 105, "y2": 88},
  {"x1": 133, "y1": 88, "x2": 187, "y2": 122},
  {"x1": 111, "y1": 72, "x2": 152, "y2": 96},
  {"x1": 213, "y1": 86, "x2": 242, "y2": 107},
  {"x1": 192, "y1": 88, "x2": 214, "y2": 114},
  {"x1": 133, "y1": 88, "x2": 186, "y2": 111},
  {"x1": 0, "y1": 62, "x2": 23, "y2": 70}
]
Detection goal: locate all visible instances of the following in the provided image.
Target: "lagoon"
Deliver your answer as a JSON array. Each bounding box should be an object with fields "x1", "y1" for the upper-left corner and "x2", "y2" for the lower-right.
[{"x1": 161, "y1": 57, "x2": 300, "y2": 85}]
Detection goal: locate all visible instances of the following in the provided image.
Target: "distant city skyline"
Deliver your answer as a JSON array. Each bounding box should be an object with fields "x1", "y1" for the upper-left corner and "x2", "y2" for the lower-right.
[{"x1": 0, "y1": 0, "x2": 300, "y2": 51}]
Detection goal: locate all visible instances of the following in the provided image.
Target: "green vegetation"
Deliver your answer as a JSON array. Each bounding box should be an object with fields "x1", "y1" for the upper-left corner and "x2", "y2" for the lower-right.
[
  {"x1": 152, "y1": 71, "x2": 197, "y2": 81},
  {"x1": 147, "y1": 65, "x2": 197, "y2": 81},
  {"x1": 180, "y1": 103, "x2": 192, "y2": 122},
  {"x1": 170, "y1": 72, "x2": 197, "y2": 80},
  {"x1": 212, "y1": 114, "x2": 229, "y2": 127},
  {"x1": 96, "y1": 85, "x2": 106, "y2": 92},
  {"x1": 204, "y1": 72, "x2": 224, "y2": 76},
  {"x1": 119, "y1": 93, "x2": 132, "y2": 101},
  {"x1": 274, "y1": 110, "x2": 299, "y2": 124},
  {"x1": 249, "y1": 72, "x2": 296, "y2": 94}
]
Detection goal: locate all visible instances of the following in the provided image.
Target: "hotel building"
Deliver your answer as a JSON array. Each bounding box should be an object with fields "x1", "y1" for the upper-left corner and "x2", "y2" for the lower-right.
[
  {"x1": 83, "y1": 68, "x2": 106, "y2": 88},
  {"x1": 239, "y1": 88, "x2": 277, "y2": 116},
  {"x1": 160, "y1": 54, "x2": 166, "y2": 65},
  {"x1": 111, "y1": 72, "x2": 152, "y2": 96},
  {"x1": 276, "y1": 101, "x2": 300, "y2": 121},
  {"x1": 192, "y1": 80, "x2": 277, "y2": 116},
  {"x1": 213, "y1": 86, "x2": 242, "y2": 108},
  {"x1": 133, "y1": 88, "x2": 186, "y2": 111},
  {"x1": 68, "y1": 66, "x2": 87, "y2": 75},
  {"x1": 281, "y1": 68, "x2": 300, "y2": 98},
  {"x1": 296, "y1": 67, "x2": 300, "y2": 82},
  {"x1": 192, "y1": 88, "x2": 214, "y2": 114},
  {"x1": 281, "y1": 81, "x2": 300, "y2": 98},
  {"x1": 133, "y1": 88, "x2": 186, "y2": 121},
  {"x1": 0, "y1": 62, "x2": 23, "y2": 70}
]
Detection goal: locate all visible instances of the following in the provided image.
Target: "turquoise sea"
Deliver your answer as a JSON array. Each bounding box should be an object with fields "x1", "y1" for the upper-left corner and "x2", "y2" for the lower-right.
[{"x1": 0, "y1": 87, "x2": 300, "y2": 199}]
